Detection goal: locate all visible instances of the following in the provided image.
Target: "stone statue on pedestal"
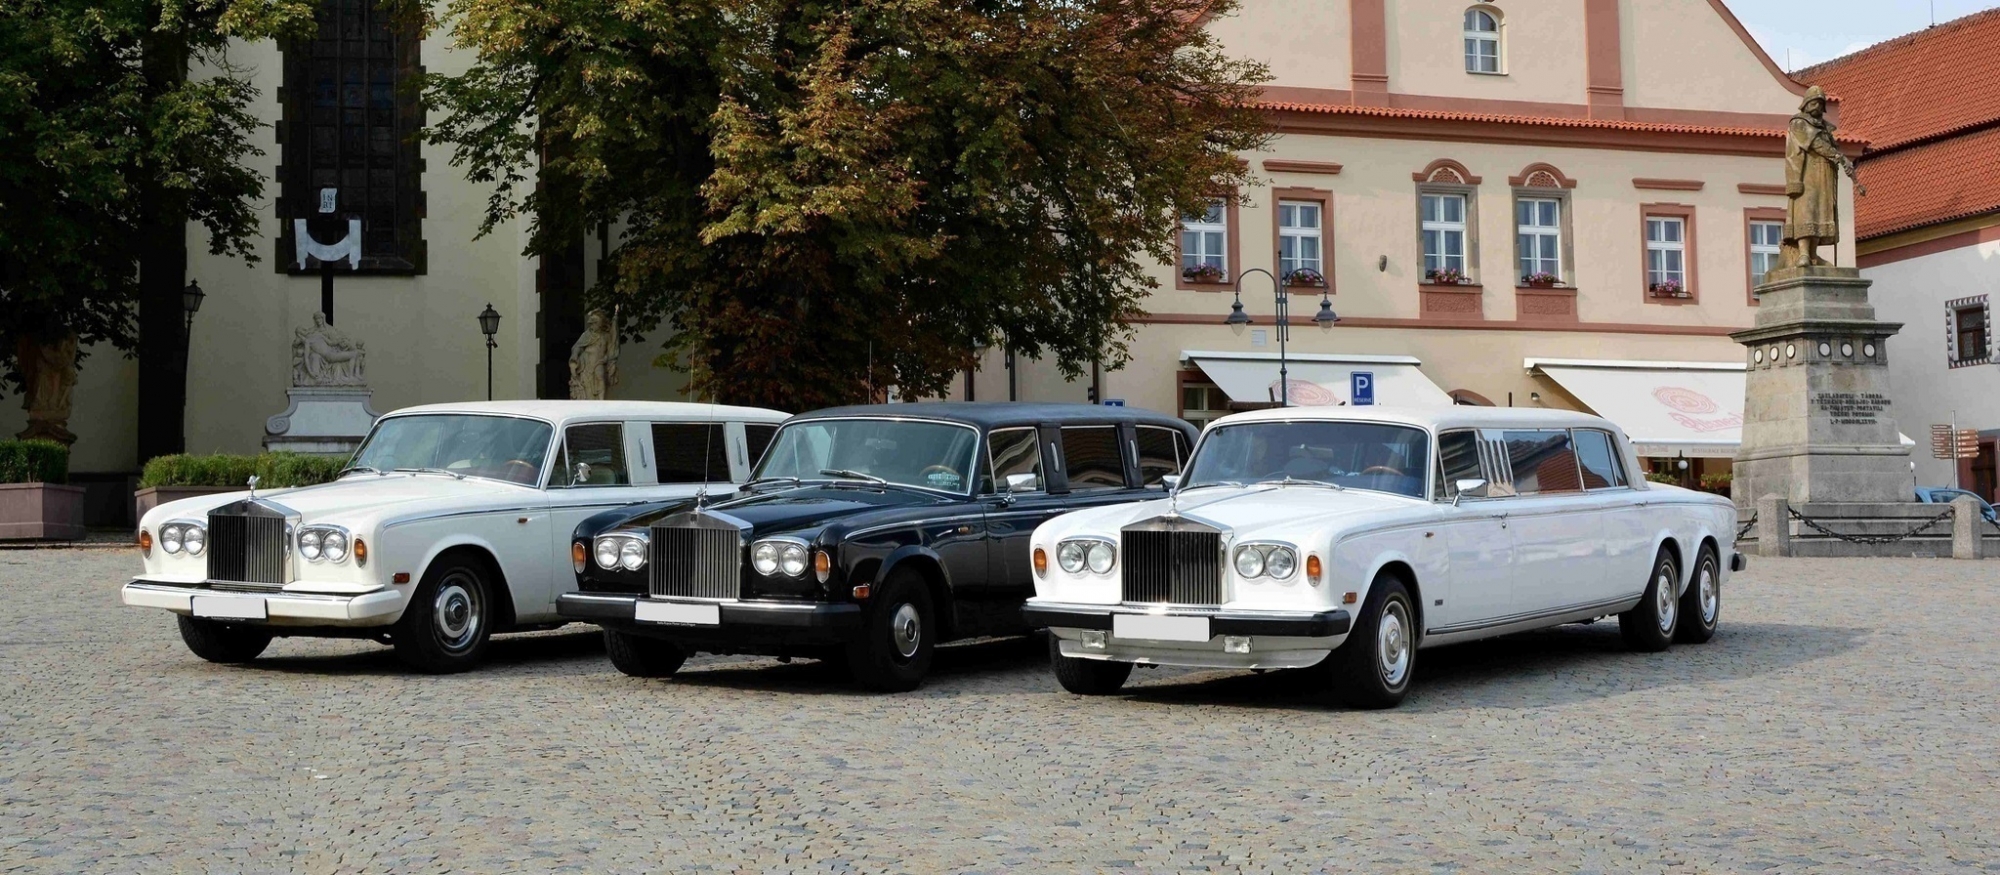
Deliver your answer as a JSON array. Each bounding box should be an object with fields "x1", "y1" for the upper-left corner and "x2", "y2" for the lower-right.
[
  {"x1": 1782, "y1": 85, "x2": 1861, "y2": 270},
  {"x1": 266, "y1": 312, "x2": 379, "y2": 456},
  {"x1": 14, "y1": 332, "x2": 78, "y2": 445},
  {"x1": 291, "y1": 312, "x2": 367, "y2": 387},
  {"x1": 568, "y1": 310, "x2": 620, "y2": 400}
]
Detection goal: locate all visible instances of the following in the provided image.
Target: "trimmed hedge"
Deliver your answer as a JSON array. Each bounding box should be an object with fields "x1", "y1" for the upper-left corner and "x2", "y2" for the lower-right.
[
  {"x1": 139, "y1": 452, "x2": 347, "y2": 489},
  {"x1": 0, "y1": 440, "x2": 69, "y2": 484}
]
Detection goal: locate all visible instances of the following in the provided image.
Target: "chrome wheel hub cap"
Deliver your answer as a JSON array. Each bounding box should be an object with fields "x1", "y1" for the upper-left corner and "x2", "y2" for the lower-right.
[
  {"x1": 434, "y1": 580, "x2": 480, "y2": 651},
  {"x1": 1377, "y1": 602, "x2": 1410, "y2": 686},
  {"x1": 1656, "y1": 567, "x2": 1677, "y2": 632},
  {"x1": 1699, "y1": 564, "x2": 1719, "y2": 625},
  {"x1": 891, "y1": 603, "x2": 922, "y2": 660}
]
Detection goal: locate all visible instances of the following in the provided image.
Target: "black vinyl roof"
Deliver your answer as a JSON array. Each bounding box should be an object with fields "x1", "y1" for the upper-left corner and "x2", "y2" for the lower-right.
[{"x1": 788, "y1": 402, "x2": 1193, "y2": 433}]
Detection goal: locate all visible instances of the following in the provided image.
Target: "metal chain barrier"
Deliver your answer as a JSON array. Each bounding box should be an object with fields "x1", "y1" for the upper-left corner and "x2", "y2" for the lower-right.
[
  {"x1": 1786, "y1": 507, "x2": 1953, "y2": 545},
  {"x1": 1735, "y1": 513, "x2": 1757, "y2": 541}
]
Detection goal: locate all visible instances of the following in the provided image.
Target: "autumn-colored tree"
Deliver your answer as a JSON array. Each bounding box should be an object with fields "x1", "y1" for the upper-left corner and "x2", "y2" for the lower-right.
[{"x1": 420, "y1": 0, "x2": 1269, "y2": 409}]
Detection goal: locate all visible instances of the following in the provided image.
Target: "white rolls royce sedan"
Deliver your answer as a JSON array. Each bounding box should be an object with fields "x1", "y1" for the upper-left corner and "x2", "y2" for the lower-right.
[
  {"x1": 1022, "y1": 406, "x2": 1744, "y2": 708},
  {"x1": 123, "y1": 400, "x2": 788, "y2": 672}
]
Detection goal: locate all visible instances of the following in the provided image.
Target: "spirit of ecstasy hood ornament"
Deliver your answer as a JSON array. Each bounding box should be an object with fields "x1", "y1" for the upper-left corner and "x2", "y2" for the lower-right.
[{"x1": 247, "y1": 474, "x2": 260, "y2": 500}]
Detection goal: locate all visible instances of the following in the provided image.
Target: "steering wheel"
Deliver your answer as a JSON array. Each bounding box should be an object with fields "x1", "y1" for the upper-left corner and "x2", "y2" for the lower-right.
[
  {"x1": 501, "y1": 459, "x2": 539, "y2": 483},
  {"x1": 919, "y1": 464, "x2": 962, "y2": 484},
  {"x1": 1360, "y1": 465, "x2": 1405, "y2": 477}
]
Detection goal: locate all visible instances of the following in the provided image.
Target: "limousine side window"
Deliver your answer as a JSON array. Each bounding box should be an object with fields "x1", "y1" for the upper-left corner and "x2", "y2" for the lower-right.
[
  {"x1": 1436, "y1": 429, "x2": 1484, "y2": 499},
  {"x1": 744, "y1": 423, "x2": 780, "y2": 469},
  {"x1": 1062, "y1": 426, "x2": 1127, "y2": 491},
  {"x1": 1135, "y1": 425, "x2": 1188, "y2": 487},
  {"x1": 1571, "y1": 428, "x2": 1628, "y2": 489},
  {"x1": 986, "y1": 427, "x2": 1043, "y2": 493},
  {"x1": 1502, "y1": 429, "x2": 1582, "y2": 495},
  {"x1": 557, "y1": 423, "x2": 631, "y2": 487},
  {"x1": 651, "y1": 422, "x2": 730, "y2": 484}
]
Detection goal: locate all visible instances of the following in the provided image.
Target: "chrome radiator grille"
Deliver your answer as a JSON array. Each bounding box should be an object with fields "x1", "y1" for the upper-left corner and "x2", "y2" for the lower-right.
[
  {"x1": 1120, "y1": 529, "x2": 1222, "y2": 605},
  {"x1": 206, "y1": 513, "x2": 287, "y2": 585},
  {"x1": 649, "y1": 525, "x2": 742, "y2": 600}
]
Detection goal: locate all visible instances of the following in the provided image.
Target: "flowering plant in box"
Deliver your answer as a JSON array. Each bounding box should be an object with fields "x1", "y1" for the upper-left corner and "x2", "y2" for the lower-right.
[
  {"x1": 1282, "y1": 268, "x2": 1325, "y2": 288},
  {"x1": 1522, "y1": 272, "x2": 1561, "y2": 288},
  {"x1": 1649, "y1": 279, "x2": 1688, "y2": 297},
  {"x1": 1425, "y1": 267, "x2": 1467, "y2": 285},
  {"x1": 1182, "y1": 264, "x2": 1226, "y2": 283}
]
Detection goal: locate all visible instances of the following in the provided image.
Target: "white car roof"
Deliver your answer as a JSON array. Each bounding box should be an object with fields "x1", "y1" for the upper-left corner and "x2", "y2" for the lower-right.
[
  {"x1": 1207, "y1": 405, "x2": 1624, "y2": 436},
  {"x1": 385, "y1": 400, "x2": 790, "y2": 424}
]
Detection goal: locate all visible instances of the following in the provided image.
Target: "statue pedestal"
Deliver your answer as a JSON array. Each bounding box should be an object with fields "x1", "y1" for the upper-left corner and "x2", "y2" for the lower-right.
[{"x1": 264, "y1": 387, "x2": 381, "y2": 457}]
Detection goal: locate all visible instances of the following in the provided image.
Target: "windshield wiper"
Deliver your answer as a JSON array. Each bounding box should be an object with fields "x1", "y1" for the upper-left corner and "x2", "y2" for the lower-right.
[
  {"x1": 1180, "y1": 480, "x2": 1244, "y2": 490},
  {"x1": 338, "y1": 465, "x2": 383, "y2": 477},
  {"x1": 741, "y1": 475, "x2": 802, "y2": 490},
  {"x1": 392, "y1": 467, "x2": 465, "y2": 480},
  {"x1": 1254, "y1": 476, "x2": 1344, "y2": 490},
  {"x1": 818, "y1": 468, "x2": 889, "y2": 486}
]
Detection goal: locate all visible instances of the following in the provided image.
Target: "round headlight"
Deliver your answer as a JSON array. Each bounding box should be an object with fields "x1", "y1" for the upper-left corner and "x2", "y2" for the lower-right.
[
  {"x1": 1265, "y1": 547, "x2": 1297, "y2": 580},
  {"x1": 299, "y1": 529, "x2": 322, "y2": 561},
  {"x1": 1085, "y1": 541, "x2": 1115, "y2": 574},
  {"x1": 1233, "y1": 545, "x2": 1265, "y2": 579},
  {"x1": 779, "y1": 543, "x2": 807, "y2": 577},
  {"x1": 596, "y1": 538, "x2": 620, "y2": 570},
  {"x1": 1057, "y1": 541, "x2": 1087, "y2": 574},
  {"x1": 752, "y1": 541, "x2": 780, "y2": 576},
  {"x1": 161, "y1": 524, "x2": 183, "y2": 555},
  {"x1": 322, "y1": 531, "x2": 348, "y2": 562},
  {"x1": 619, "y1": 538, "x2": 646, "y2": 571},
  {"x1": 183, "y1": 526, "x2": 206, "y2": 557}
]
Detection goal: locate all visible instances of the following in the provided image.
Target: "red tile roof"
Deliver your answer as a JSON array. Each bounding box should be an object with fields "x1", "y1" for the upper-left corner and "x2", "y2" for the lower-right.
[
  {"x1": 1799, "y1": 8, "x2": 2000, "y2": 151},
  {"x1": 1853, "y1": 125, "x2": 2000, "y2": 239},
  {"x1": 1259, "y1": 100, "x2": 1791, "y2": 139}
]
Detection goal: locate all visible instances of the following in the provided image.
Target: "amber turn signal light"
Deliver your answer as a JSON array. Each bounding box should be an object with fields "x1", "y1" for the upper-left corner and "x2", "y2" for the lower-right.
[
  {"x1": 353, "y1": 538, "x2": 368, "y2": 567},
  {"x1": 137, "y1": 529, "x2": 152, "y2": 556},
  {"x1": 1343, "y1": 591, "x2": 1359, "y2": 604},
  {"x1": 392, "y1": 572, "x2": 411, "y2": 584},
  {"x1": 570, "y1": 542, "x2": 588, "y2": 574},
  {"x1": 851, "y1": 583, "x2": 872, "y2": 600},
  {"x1": 814, "y1": 549, "x2": 832, "y2": 583},
  {"x1": 1032, "y1": 547, "x2": 1048, "y2": 578},
  {"x1": 1305, "y1": 554, "x2": 1322, "y2": 585}
]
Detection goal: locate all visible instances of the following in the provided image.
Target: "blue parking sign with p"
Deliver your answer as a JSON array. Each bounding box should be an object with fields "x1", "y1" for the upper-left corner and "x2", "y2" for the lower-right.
[{"x1": 1351, "y1": 371, "x2": 1375, "y2": 406}]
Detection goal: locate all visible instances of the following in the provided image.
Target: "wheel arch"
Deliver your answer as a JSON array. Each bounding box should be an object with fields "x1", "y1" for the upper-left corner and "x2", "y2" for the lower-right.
[
  {"x1": 1367, "y1": 557, "x2": 1424, "y2": 640},
  {"x1": 418, "y1": 542, "x2": 518, "y2": 632},
  {"x1": 877, "y1": 546, "x2": 956, "y2": 640},
  {"x1": 1647, "y1": 532, "x2": 1687, "y2": 595}
]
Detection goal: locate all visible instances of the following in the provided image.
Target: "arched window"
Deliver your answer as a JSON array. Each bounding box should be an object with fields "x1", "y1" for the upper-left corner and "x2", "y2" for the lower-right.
[{"x1": 1464, "y1": 8, "x2": 1501, "y2": 74}]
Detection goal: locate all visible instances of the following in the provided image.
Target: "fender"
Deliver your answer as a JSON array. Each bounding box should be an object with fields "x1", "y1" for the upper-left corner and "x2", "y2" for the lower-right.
[
  {"x1": 877, "y1": 544, "x2": 955, "y2": 592},
  {"x1": 1645, "y1": 530, "x2": 1686, "y2": 597}
]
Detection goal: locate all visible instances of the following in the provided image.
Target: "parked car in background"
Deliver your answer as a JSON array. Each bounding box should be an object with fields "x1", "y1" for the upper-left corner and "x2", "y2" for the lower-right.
[
  {"x1": 1023, "y1": 406, "x2": 1744, "y2": 708},
  {"x1": 557, "y1": 402, "x2": 1199, "y2": 691},
  {"x1": 1915, "y1": 487, "x2": 1998, "y2": 523},
  {"x1": 123, "y1": 401, "x2": 788, "y2": 673}
]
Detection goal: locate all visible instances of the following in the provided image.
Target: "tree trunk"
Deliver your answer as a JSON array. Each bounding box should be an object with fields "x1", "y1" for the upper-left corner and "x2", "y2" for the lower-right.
[{"x1": 136, "y1": 26, "x2": 190, "y2": 464}]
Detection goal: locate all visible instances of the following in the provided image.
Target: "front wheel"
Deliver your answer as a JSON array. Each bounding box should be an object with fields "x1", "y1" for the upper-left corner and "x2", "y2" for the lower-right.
[
  {"x1": 393, "y1": 558, "x2": 495, "y2": 674},
  {"x1": 1619, "y1": 548, "x2": 1680, "y2": 652},
  {"x1": 1325, "y1": 574, "x2": 1416, "y2": 709},
  {"x1": 604, "y1": 630, "x2": 686, "y2": 678},
  {"x1": 1048, "y1": 635, "x2": 1132, "y2": 695},
  {"x1": 844, "y1": 569, "x2": 935, "y2": 692},
  {"x1": 1675, "y1": 547, "x2": 1721, "y2": 644},
  {"x1": 176, "y1": 615, "x2": 272, "y2": 664}
]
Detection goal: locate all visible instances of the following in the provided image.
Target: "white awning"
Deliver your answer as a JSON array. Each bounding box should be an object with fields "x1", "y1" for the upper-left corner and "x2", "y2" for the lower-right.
[
  {"x1": 1185, "y1": 350, "x2": 1454, "y2": 407},
  {"x1": 1526, "y1": 357, "x2": 1915, "y2": 458}
]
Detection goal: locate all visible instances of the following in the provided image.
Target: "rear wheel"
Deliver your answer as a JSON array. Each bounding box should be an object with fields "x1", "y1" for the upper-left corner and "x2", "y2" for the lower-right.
[
  {"x1": 1048, "y1": 635, "x2": 1132, "y2": 695},
  {"x1": 394, "y1": 558, "x2": 494, "y2": 674},
  {"x1": 1619, "y1": 548, "x2": 1679, "y2": 652},
  {"x1": 1325, "y1": 574, "x2": 1415, "y2": 709},
  {"x1": 176, "y1": 615, "x2": 272, "y2": 664},
  {"x1": 604, "y1": 630, "x2": 686, "y2": 678},
  {"x1": 1675, "y1": 546, "x2": 1721, "y2": 644},
  {"x1": 844, "y1": 569, "x2": 935, "y2": 692}
]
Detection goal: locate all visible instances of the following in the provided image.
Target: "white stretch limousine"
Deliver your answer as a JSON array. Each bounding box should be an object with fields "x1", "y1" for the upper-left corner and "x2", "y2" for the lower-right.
[
  {"x1": 124, "y1": 401, "x2": 788, "y2": 672},
  {"x1": 1023, "y1": 406, "x2": 1743, "y2": 708}
]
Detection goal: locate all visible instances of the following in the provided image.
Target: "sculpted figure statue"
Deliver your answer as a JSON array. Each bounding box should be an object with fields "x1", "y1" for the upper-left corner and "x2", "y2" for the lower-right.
[
  {"x1": 1782, "y1": 85, "x2": 1861, "y2": 269},
  {"x1": 569, "y1": 309, "x2": 620, "y2": 400},
  {"x1": 291, "y1": 312, "x2": 367, "y2": 387},
  {"x1": 15, "y1": 332, "x2": 78, "y2": 445}
]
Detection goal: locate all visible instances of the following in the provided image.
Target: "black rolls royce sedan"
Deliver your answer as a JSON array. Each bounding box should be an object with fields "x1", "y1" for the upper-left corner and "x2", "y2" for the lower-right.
[{"x1": 555, "y1": 402, "x2": 1199, "y2": 691}]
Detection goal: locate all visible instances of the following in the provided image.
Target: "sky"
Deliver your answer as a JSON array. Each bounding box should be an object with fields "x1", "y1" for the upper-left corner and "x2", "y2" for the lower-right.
[{"x1": 1731, "y1": 0, "x2": 2000, "y2": 71}]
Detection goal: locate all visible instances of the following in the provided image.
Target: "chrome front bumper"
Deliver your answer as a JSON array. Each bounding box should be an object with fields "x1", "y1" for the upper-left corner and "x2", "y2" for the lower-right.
[
  {"x1": 122, "y1": 580, "x2": 405, "y2": 627},
  {"x1": 1024, "y1": 600, "x2": 1354, "y2": 670}
]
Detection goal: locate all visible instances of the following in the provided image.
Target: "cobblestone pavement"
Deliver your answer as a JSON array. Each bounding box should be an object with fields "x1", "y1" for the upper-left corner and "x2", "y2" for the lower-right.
[{"x1": 3, "y1": 552, "x2": 1997, "y2": 874}]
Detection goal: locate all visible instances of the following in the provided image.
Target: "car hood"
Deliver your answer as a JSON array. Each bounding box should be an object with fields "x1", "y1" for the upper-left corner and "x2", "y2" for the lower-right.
[
  {"x1": 143, "y1": 474, "x2": 534, "y2": 530},
  {"x1": 617, "y1": 484, "x2": 956, "y2": 536}
]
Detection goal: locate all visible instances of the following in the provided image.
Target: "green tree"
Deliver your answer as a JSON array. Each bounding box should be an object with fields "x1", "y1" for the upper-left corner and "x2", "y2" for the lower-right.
[
  {"x1": 421, "y1": 0, "x2": 1269, "y2": 409},
  {"x1": 0, "y1": 0, "x2": 310, "y2": 454}
]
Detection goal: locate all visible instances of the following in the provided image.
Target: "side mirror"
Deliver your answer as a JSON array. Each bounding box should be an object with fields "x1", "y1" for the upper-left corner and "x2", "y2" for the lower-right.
[
  {"x1": 1160, "y1": 474, "x2": 1182, "y2": 491},
  {"x1": 573, "y1": 462, "x2": 591, "y2": 485},
  {"x1": 1452, "y1": 478, "x2": 1489, "y2": 506},
  {"x1": 1005, "y1": 472, "x2": 1040, "y2": 493}
]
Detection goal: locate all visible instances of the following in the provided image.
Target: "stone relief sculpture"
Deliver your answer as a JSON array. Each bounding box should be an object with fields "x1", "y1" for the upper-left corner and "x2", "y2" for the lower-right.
[
  {"x1": 291, "y1": 312, "x2": 367, "y2": 387},
  {"x1": 1782, "y1": 85, "x2": 1862, "y2": 270},
  {"x1": 15, "y1": 332, "x2": 78, "y2": 444},
  {"x1": 569, "y1": 310, "x2": 620, "y2": 400}
]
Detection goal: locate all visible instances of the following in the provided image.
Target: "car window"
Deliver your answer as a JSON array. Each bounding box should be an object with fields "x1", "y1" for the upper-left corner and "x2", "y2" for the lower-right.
[
  {"x1": 1572, "y1": 429, "x2": 1627, "y2": 489},
  {"x1": 1135, "y1": 426, "x2": 1185, "y2": 487},
  {"x1": 744, "y1": 423, "x2": 780, "y2": 469},
  {"x1": 1062, "y1": 426, "x2": 1126, "y2": 491},
  {"x1": 1184, "y1": 421, "x2": 1430, "y2": 498},
  {"x1": 986, "y1": 427, "x2": 1042, "y2": 493},
  {"x1": 1503, "y1": 429, "x2": 1581, "y2": 495},
  {"x1": 1437, "y1": 429, "x2": 1483, "y2": 499},
  {"x1": 652, "y1": 423, "x2": 730, "y2": 484},
  {"x1": 557, "y1": 423, "x2": 630, "y2": 486}
]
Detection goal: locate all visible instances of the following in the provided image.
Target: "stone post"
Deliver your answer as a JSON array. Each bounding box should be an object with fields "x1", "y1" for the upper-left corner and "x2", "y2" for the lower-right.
[
  {"x1": 1756, "y1": 494, "x2": 1790, "y2": 558},
  {"x1": 1951, "y1": 495, "x2": 1984, "y2": 560}
]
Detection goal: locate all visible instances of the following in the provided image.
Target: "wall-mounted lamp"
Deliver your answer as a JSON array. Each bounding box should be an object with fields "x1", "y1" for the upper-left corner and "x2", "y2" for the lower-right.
[{"x1": 1377, "y1": 255, "x2": 1388, "y2": 272}]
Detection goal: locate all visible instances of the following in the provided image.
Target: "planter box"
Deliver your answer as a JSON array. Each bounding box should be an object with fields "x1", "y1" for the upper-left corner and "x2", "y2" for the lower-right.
[
  {"x1": 0, "y1": 483, "x2": 87, "y2": 540},
  {"x1": 134, "y1": 486, "x2": 240, "y2": 523}
]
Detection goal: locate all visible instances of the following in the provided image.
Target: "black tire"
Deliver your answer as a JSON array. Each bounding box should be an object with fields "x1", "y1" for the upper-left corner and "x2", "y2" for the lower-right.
[
  {"x1": 176, "y1": 614, "x2": 272, "y2": 664},
  {"x1": 604, "y1": 630, "x2": 687, "y2": 678},
  {"x1": 1675, "y1": 546, "x2": 1721, "y2": 644},
  {"x1": 844, "y1": 569, "x2": 935, "y2": 692},
  {"x1": 1619, "y1": 548, "x2": 1680, "y2": 652},
  {"x1": 1048, "y1": 634, "x2": 1132, "y2": 695},
  {"x1": 1326, "y1": 574, "x2": 1417, "y2": 709},
  {"x1": 393, "y1": 556, "x2": 495, "y2": 674}
]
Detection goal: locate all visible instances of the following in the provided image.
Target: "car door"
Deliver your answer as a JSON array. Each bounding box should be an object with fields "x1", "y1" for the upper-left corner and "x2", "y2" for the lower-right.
[
  {"x1": 543, "y1": 421, "x2": 647, "y2": 612},
  {"x1": 1574, "y1": 428, "x2": 1650, "y2": 602},
  {"x1": 1501, "y1": 428, "x2": 1610, "y2": 616},
  {"x1": 1431, "y1": 429, "x2": 1515, "y2": 630},
  {"x1": 980, "y1": 425, "x2": 1060, "y2": 598}
]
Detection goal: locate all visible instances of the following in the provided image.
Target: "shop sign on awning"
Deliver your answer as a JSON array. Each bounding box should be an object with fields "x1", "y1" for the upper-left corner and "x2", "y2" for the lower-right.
[{"x1": 1185, "y1": 351, "x2": 1454, "y2": 407}]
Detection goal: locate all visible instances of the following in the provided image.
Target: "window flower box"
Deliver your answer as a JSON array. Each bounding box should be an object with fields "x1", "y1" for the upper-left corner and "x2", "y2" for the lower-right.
[
  {"x1": 1182, "y1": 264, "x2": 1227, "y2": 284},
  {"x1": 1282, "y1": 268, "x2": 1326, "y2": 288},
  {"x1": 1649, "y1": 280, "x2": 1690, "y2": 298},
  {"x1": 1522, "y1": 272, "x2": 1562, "y2": 289},
  {"x1": 1425, "y1": 268, "x2": 1469, "y2": 285}
]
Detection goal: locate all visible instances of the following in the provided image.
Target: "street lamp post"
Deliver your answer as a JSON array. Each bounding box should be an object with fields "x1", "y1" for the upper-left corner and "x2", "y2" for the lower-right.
[
  {"x1": 1224, "y1": 268, "x2": 1338, "y2": 407},
  {"x1": 478, "y1": 303, "x2": 501, "y2": 400},
  {"x1": 180, "y1": 280, "x2": 205, "y2": 396}
]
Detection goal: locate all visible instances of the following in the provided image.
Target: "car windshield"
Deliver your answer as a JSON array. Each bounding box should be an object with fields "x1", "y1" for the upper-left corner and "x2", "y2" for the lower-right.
[
  {"x1": 1184, "y1": 421, "x2": 1431, "y2": 498},
  {"x1": 349, "y1": 415, "x2": 554, "y2": 486},
  {"x1": 752, "y1": 418, "x2": 981, "y2": 494}
]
